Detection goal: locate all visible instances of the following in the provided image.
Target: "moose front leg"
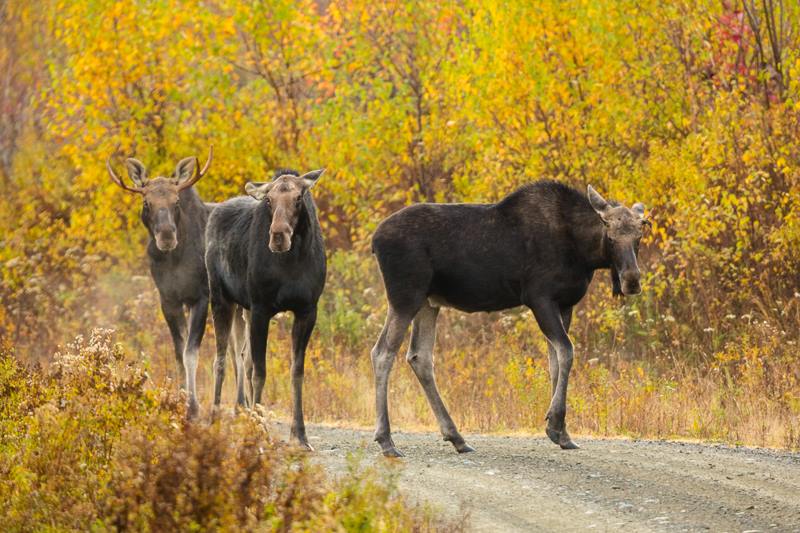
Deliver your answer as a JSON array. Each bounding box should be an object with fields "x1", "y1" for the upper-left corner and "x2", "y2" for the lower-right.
[
  {"x1": 546, "y1": 306, "x2": 573, "y2": 399},
  {"x1": 184, "y1": 296, "x2": 209, "y2": 419},
  {"x1": 529, "y1": 298, "x2": 579, "y2": 450},
  {"x1": 249, "y1": 305, "x2": 273, "y2": 407},
  {"x1": 161, "y1": 300, "x2": 188, "y2": 390},
  {"x1": 289, "y1": 308, "x2": 317, "y2": 451}
]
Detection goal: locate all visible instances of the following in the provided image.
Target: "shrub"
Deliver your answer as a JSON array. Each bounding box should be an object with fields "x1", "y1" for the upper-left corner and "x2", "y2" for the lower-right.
[{"x1": 0, "y1": 330, "x2": 463, "y2": 532}]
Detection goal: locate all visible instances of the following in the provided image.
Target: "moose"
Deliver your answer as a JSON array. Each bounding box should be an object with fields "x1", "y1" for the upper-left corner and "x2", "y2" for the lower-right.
[
  {"x1": 369, "y1": 180, "x2": 647, "y2": 457},
  {"x1": 205, "y1": 168, "x2": 326, "y2": 449},
  {"x1": 107, "y1": 147, "x2": 250, "y2": 416}
]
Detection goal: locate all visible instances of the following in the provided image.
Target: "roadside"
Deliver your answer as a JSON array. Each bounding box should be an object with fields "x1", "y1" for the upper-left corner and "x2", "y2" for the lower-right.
[{"x1": 267, "y1": 422, "x2": 800, "y2": 532}]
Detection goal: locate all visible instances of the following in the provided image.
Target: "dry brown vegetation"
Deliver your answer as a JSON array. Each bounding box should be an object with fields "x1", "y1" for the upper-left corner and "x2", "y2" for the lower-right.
[{"x1": 0, "y1": 330, "x2": 465, "y2": 531}]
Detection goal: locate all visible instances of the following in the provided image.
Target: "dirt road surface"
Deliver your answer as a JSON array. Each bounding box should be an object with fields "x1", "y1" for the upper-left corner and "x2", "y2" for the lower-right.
[{"x1": 271, "y1": 422, "x2": 800, "y2": 532}]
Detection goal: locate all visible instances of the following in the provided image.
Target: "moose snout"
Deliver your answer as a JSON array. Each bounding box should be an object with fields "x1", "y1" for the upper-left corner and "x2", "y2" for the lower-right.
[
  {"x1": 620, "y1": 270, "x2": 641, "y2": 295},
  {"x1": 155, "y1": 230, "x2": 178, "y2": 251},
  {"x1": 269, "y1": 224, "x2": 293, "y2": 253}
]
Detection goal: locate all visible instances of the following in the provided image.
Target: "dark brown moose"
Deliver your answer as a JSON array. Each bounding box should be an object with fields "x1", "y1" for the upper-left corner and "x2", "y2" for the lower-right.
[
  {"x1": 205, "y1": 169, "x2": 326, "y2": 449},
  {"x1": 107, "y1": 147, "x2": 250, "y2": 416},
  {"x1": 369, "y1": 180, "x2": 647, "y2": 457}
]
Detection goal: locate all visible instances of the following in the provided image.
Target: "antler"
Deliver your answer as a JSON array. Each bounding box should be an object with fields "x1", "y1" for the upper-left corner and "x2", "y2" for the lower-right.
[
  {"x1": 107, "y1": 157, "x2": 144, "y2": 194},
  {"x1": 177, "y1": 145, "x2": 213, "y2": 191}
]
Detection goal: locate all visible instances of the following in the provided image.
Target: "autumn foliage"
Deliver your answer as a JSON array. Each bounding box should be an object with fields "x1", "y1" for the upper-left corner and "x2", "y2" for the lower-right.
[{"x1": 1, "y1": 0, "x2": 799, "y2": 472}]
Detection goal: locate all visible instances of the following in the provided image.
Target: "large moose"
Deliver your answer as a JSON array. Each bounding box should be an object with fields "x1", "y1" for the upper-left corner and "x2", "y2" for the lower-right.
[
  {"x1": 107, "y1": 148, "x2": 250, "y2": 416},
  {"x1": 369, "y1": 180, "x2": 648, "y2": 457},
  {"x1": 205, "y1": 168, "x2": 326, "y2": 449}
]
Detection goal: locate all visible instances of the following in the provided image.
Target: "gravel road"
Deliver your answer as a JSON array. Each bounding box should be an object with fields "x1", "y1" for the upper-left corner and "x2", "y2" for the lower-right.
[{"x1": 270, "y1": 422, "x2": 800, "y2": 532}]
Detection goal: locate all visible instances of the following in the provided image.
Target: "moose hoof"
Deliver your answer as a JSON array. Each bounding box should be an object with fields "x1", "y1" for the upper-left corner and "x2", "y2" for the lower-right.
[
  {"x1": 295, "y1": 440, "x2": 315, "y2": 452},
  {"x1": 560, "y1": 439, "x2": 580, "y2": 450},
  {"x1": 382, "y1": 446, "x2": 405, "y2": 458},
  {"x1": 186, "y1": 400, "x2": 200, "y2": 421},
  {"x1": 546, "y1": 427, "x2": 580, "y2": 450},
  {"x1": 291, "y1": 429, "x2": 314, "y2": 452},
  {"x1": 445, "y1": 435, "x2": 475, "y2": 453},
  {"x1": 209, "y1": 405, "x2": 223, "y2": 423},
  {"x1": 376, "y1": 434, "x2": 404, "y2": 458},
  {"x1": 456, "y1": 443, "x2": 476, "y2": 453}
]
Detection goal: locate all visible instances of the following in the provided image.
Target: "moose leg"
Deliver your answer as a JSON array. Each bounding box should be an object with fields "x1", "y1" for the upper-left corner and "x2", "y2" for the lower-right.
[
  {"x1": 161, "y1": 300, "x2": 188, "y2": 390},
  {"x1": 372, "y1": 306, "x2": 414, "y2": 457},
  {"x1": 243, "y1": 314, "x2": 254, "y2": 407},
  {"x1": 240, "y1": 309, "x2": 253, "y2": 407},
  {"x1": 250, "y1": 305, "x2": 273, "y2": 406},
  {"x1": 529, "y1": 298, "x2": 579, "y2": 450},
  {"x1": 245, "y1": 359, "x2": 254, "y2": 408},
  {"x1": 289, "y1": 308, "x2": 317, "y2": 451},
  {"x1": 229, "y1": 307, "x2": 248, "y2": 408},
  {"x1": 184, "y1": 297, "x2": 209, "y2": 419},
  {"x1": 210, "y1": 296, "x2": 234, "y2": 414},
  {"x1": 407, "y1": 303, "x2": 474, "y2": 453},
  {"x1": 546, "y1": 306, "x2": 573, "y2": 398}
]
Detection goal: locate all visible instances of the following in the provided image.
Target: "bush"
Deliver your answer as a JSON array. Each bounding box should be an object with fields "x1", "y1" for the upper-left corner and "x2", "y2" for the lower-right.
[{"x1": 0, "y1": 330, "x2": 462, "y2": 532}]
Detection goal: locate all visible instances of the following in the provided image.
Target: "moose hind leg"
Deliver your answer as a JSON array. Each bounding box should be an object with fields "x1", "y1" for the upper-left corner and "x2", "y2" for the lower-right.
[
  {"x1": 289, "y1": 309, "x2": 317, "y2": 451},
  {"x1": 407, "y1": 303, "x2": 474, "y2": 453},
  {"x1": 229, "y1": 307, "x2": 248, "y2": 408},
  {"x1": 210, "y1": 296, "x2": 234, "y2": 416},
  {"x1": 237, "y1": 309, "x2": 254, "y2": 407},
  {"x1": 371, "y1": 306, "x2": 413, "y2": 457}
]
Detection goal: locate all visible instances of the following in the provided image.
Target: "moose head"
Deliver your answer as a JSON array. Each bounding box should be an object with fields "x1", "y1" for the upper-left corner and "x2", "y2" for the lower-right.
[
  {"x1": 587, "y1": 185, "x2": 649, "y2": 296},
  {"x1": 107, "y1": 147, "x2": 213, "y2": 251},
  {"x1": 245, "y1": 169, "x2": 324, "y2": 253}
]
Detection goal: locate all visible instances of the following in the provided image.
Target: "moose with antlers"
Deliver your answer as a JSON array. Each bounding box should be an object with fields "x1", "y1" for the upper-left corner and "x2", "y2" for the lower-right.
[{"x1": 107, "y1": 147, "x2": 250, "y2": 417}]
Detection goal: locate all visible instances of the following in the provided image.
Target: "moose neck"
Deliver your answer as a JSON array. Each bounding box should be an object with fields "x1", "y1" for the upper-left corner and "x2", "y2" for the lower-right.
[
  {"x1": 569, "y1": 201, "x2": 612, "y2": 271},
  {"x1": 286, "y1": 197, "x2": 319, "y2": 255}
]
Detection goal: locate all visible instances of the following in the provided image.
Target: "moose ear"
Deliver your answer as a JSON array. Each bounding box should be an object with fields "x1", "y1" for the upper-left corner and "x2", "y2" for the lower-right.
[
  {"x1": 299, "y1": 168, "x2": 325, "y2": 189},
  {"x1": 125, "y1": 158, "x2": 148, "y2": 187},
  {"x1": 631, "y1": 202, "x2": 645, "y2": 217},
  {"x1": 174, "y1": 156, "x2": 198, "y2": 184},
  {"x1": 587, "y1": 184, "x2": 611, "y2": 218},
  {"x1": 245, "y1": 181, "x2": 272, "y2": 200}
]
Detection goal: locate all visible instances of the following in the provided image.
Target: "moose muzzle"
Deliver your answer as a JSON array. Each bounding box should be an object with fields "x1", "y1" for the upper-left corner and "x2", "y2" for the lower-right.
[
  {"x1": 154, "y1": 209, "x2": 178, "y2": 251},
  {"x1": 620, "y1": 269, "x2": 641, "y2": 295},
  {"x1": 269, "y1": 221, "x2": 293, "y2": 253}
]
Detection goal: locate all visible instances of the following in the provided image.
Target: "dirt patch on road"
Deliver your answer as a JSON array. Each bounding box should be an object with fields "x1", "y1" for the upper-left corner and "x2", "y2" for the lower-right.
[{"x1": 268, "y1": 422, "x2": 800, "y2": 532}]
